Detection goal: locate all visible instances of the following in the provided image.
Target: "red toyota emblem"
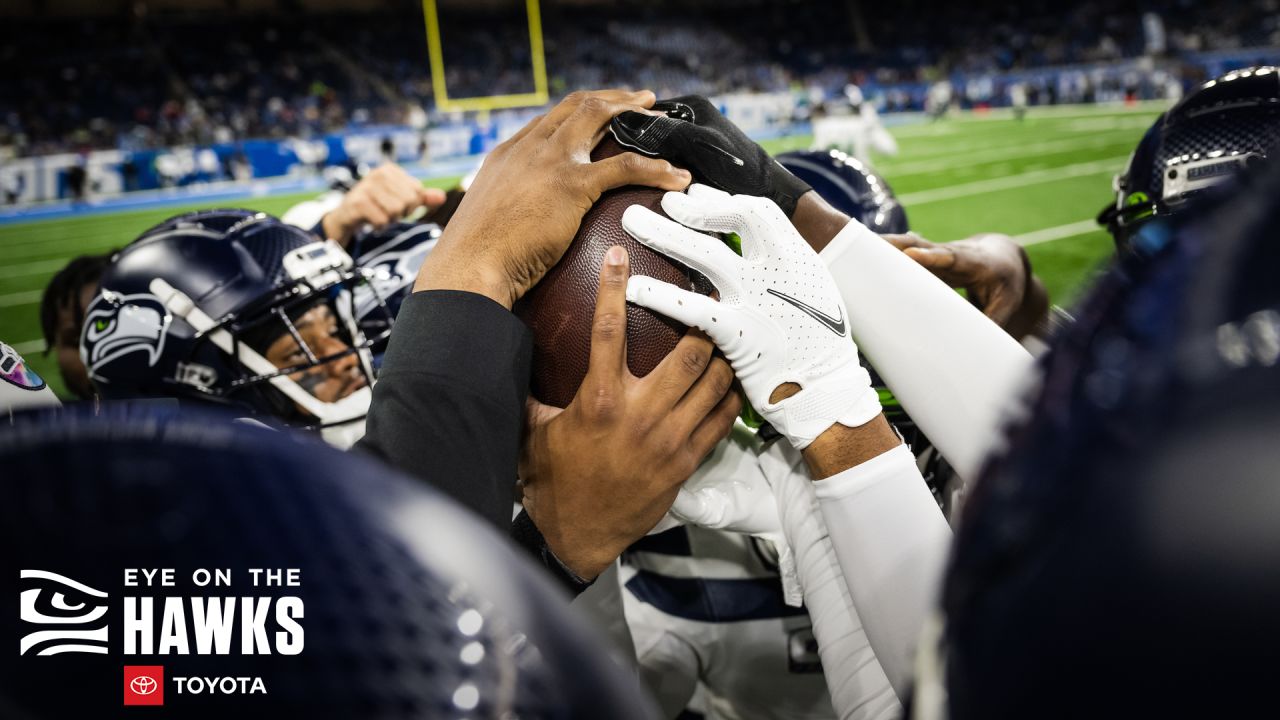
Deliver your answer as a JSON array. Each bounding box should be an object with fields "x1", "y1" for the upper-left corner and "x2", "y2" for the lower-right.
[{"x1": 124, "y1": 666, "x2": 164, "y2": 706}]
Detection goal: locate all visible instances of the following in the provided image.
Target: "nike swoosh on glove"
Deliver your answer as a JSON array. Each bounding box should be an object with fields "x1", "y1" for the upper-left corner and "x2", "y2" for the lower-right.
[
  {"x1": 623, "y1": 184, "x2": 881, "y2": 449},
  {"x1": 610, "y1": 95, "x2": 811, "y2": 216}
]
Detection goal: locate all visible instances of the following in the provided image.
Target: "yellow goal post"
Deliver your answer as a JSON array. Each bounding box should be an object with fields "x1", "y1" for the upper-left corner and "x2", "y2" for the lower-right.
[{"x1": 421, "y1": 0, "x2": 550, "y2": 112}]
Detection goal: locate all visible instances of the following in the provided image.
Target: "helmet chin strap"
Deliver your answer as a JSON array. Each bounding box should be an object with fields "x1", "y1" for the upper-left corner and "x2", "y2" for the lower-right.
[
  {"x1": 320, "y1": 417, "x2": 367, "y2": 450},
  {"x1": 150, "y1": 278, "x2": 371, "y2": 431}
]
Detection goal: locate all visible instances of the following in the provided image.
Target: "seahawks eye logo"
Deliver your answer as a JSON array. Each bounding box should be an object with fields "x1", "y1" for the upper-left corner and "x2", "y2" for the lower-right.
[
  {"x1": 353, "y1": 229, "x2": 437, "y2": 320},
  {"x1": 82, "y1": 292, "x2": 171, "y2": 372},
  {"x1": 19, "y1": 570, "x2": 109, "y2": 656}
]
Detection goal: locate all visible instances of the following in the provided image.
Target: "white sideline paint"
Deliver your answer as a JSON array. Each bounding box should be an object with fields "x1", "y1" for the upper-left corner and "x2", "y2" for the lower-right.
[
  {"x1": 9, "y1": 340, "x2": 45, "y2": 355},
  {"x1": 899, "y1": 156, "x2": 1128, "y2": 205},
  {"x1": 0, "y1": 258, "x2": 71, "y2": 280},
  {"x1": 885, "y1": 134, "x2": 1135, "y2": 176},
  {"x1": 886, "y1": 101, "x2": 1168, "y2": 138},
  {"x1": 0, "y1": 289, "x2": 44, "y2": 308},
  {"x1": 1013, "y1": 219, "x2": 1102, "y2": 246}
]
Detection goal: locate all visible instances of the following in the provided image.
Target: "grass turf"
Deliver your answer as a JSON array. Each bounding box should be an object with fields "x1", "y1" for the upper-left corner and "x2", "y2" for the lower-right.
[{"x1": 0, "y1": 104, "x2": 1160, "y2": 398}]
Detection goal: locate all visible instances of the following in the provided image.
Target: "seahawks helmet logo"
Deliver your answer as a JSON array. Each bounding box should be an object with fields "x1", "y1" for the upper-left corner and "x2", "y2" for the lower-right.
[
  {"x1": 19, "y1": 570, "x2": 109, "y2": 656},
  {"x1": 353, "y1": 228, "x2": 437, "y2": 320},
  {"x1": 82, "y1": 292, "x2": 171, "y2": 372}
]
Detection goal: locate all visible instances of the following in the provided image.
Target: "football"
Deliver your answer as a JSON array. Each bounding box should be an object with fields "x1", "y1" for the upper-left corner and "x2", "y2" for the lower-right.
[{"x1": 514, "y1": 137, "x2": 713, "y2": 408}]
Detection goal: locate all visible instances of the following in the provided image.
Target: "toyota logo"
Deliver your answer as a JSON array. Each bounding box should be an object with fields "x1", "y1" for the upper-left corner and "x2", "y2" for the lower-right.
[{"x1": 130, "y1": 676, "x2": 158, "y2": 695}]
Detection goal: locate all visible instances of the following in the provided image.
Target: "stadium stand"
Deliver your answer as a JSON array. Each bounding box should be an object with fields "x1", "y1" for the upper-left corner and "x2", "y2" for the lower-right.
[{"x1": 1, "y1": 0, "x2": 1277, "y2": 156}]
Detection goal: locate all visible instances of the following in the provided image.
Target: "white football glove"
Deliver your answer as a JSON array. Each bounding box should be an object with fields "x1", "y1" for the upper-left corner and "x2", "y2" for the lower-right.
[
  {"x1": 664, "y1": 425, "x2": 803, "y2": 606},
  {"x1": 624, "y1": 184, "x2": 880, "y2": 449}
]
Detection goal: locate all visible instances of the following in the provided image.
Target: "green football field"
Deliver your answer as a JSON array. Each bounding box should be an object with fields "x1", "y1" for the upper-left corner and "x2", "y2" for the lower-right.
[{"x1": 0, "y1": 103, "x2": 1162, "y2": 398}]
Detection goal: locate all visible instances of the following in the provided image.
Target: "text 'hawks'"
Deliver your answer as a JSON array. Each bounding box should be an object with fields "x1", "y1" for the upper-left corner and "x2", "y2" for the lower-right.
[{"x1": 123, "y1": 597, "x2": 304, "y2": 655}]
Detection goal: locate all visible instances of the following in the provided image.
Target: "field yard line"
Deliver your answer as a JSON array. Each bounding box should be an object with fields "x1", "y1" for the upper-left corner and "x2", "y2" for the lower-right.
[
  {"x1": 887, "y1": 103, "x2": 1165, "y2": 138},
  {"x1": 886, "y1": 127, "x2": 1128, "y2": 165},
  {"x1": 0, "y1": 258, "x2": 70, "y2": 280},
  {"x1": 5, "y1": 239, "x2": 119, "y2": 261},
  {"x1": 8, "y1": 339, "x2": 45, "y2": 355},
  {"x1": 899, "y1": 156, "x2": 1127, "y2": 205},
  {"x1": 0, "y1": 289, "x2": 44, "y2": 308},
  {"x1": 1013, "y1": 219, "x2": 1102, "y2": 246},
  {"x1": 884, "y1": 133, "x2": 1134, "y2": 176}
]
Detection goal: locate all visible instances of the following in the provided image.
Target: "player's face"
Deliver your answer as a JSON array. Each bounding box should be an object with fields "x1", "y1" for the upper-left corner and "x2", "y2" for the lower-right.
[
  {"x1": 55, "y1": 281, "x2": 98, "y2": 400},
  {"x1": 262, "y1": 304, "x2": 366, "y2": 404}
]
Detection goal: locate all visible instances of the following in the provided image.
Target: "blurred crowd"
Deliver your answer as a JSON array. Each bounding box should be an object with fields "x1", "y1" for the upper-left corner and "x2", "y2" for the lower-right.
[{"x1": 2, "y1": 0, "x2": 1277, "y2": 156}]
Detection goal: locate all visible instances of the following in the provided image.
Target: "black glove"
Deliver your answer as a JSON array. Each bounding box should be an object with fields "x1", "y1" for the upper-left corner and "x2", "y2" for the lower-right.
[{"x1": 610, "y1": 95, "x2": 812, "y2": 216}]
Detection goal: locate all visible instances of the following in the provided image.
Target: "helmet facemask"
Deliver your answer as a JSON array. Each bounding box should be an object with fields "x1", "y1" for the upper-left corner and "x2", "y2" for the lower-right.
[{"x1": 150, "y1": 239, "x2": 396, "y2": 448}]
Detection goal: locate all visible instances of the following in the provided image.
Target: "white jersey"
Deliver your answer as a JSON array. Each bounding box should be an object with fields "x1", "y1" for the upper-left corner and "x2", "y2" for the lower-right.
[
  {"x1": 811, "y1": 105, "x2": 898, "y2": 167},
  {"x1": 622, "y1": 526, "x2": 834, "y2": 720},
  {"x1": 282, "y1": 189, "x2": 347, "y2": 234},
  {"x1": 620, "y1": 426, "x2": 838, "y2": 720}
]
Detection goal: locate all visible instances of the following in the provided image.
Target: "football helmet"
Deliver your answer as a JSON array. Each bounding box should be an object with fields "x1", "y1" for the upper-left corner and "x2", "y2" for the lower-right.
[
  {"x1": 82, "y1": 213, "x2": 394, "y2": 448},
  {"x1": 347, "y1": 221, "x2": 440, "y2": 358},
  {"x1": 776, "y1": 149, "x2": 909, "y2": 234},
  {"x1": 928, "y1": 160, "x2": 1280, "y2": 718},
  {"x1": 1098, "y1": 66, "x2": 1280, "y2": 251},
  {"x1": 134, "y1": 207, "x2": 260, "y2": 241},
  {"x1": 1, "y1": 404, "x2": 659, "y2": 719}
]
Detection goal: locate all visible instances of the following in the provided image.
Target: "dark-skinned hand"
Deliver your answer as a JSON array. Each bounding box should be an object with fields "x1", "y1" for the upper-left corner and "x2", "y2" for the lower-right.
[
  {"x1": 321, "y1": 163, "x2": 446, "y2": 246},
  {"x1": 417, "y1": 89, "x2": 693, "y2": 308},
  {"x1": 519, "y1": 246, "x2": 741, "y2": 579},
  {"x1": 884, "y1": 232, "x2": 1050, "y2": 339}
]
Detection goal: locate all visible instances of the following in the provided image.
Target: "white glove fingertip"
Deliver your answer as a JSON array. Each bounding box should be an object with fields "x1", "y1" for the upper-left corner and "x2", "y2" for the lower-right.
[
  {"x1": 625, "y1": 275, "x2": 707, "y2": 327},
  {"x1": 660, "y1": 188, "x2": 734, "y2": 231},
  {"x1": 670, "y1": 486, "x2": 710, "y2": 525},
  {"x1": 620, "y1": 204, "x2": 667, "y2": 241},
  {"x1": 622, "y1": 204, "x2": 740, "y2": 286}
]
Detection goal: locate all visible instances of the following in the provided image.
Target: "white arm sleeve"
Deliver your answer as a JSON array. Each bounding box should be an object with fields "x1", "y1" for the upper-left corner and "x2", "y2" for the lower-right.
[
  {"x1": 820, "y1": 221, "x2": 1036, "y2": 479},
  {"x1": 813, "y1": 443, "x2": 951, "y2": 701},
  {"x1": 761, "y1": 445, "x2": 901, "y2": 720}
]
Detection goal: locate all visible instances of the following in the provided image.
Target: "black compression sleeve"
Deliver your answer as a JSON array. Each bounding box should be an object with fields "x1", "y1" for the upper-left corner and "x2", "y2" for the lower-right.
[{"x1": 356, "y1": 290, "x2": 532, "y2": 530}]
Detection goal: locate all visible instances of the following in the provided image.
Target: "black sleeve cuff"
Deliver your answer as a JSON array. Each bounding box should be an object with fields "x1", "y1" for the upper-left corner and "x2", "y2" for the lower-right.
[
  {"x1": 511, "y1": 510, "x2": 595, "y2": 597},
  {"x1": 378, "y1": 290, "x2": 533, "y2": 401},
  {"x1": 357, "y1": 290, "x2": 532, "y2": 530}
]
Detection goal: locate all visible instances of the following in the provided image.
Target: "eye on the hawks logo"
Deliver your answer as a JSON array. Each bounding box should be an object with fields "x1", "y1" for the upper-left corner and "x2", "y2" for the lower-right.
[
  {"x1": 18, "y1": 570, "x2": 109, "y2": 656},
  {"x1": 81, "y1": 291, "x2": 171, "y2": 373},
  {"x1": 124, "y1": 666, "x2": 165, "y2": 706}
]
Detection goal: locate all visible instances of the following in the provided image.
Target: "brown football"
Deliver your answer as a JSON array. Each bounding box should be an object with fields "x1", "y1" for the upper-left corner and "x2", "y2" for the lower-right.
[{"x1": 514, "y1": 138, "x2": 713, "y2": 408}]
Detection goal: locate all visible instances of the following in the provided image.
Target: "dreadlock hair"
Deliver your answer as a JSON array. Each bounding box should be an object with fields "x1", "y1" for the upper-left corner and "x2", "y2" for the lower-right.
[{"x1": 39, "y1": 251, "x2": 116, "y2": 355}]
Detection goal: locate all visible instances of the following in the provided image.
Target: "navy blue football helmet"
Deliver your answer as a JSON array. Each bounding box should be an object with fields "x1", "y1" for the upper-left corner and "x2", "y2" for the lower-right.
[
  {"x1": 82, "y1": 213, "x2": 394, "y2": 447},
  {"x1": 926, "y1": 160, "x2": 1280, "y2": 718},
  {"x1": 347, "y1": 221, "x2": 440, "y2": 357},
  {"x1": 1, "y1": 404, "x2": 658, "y2": 719},
  {"x1": 777, "y1": 149, "x2": 909, "y2": 234},
  {"x1": 1098, "y1": 66, "x2": 1280, "y2": 251},
  {"x1": 134, "y1": 208, "x2": 261, "y2": 241}
]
